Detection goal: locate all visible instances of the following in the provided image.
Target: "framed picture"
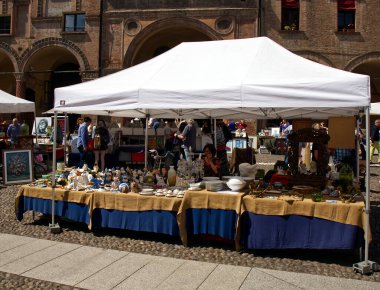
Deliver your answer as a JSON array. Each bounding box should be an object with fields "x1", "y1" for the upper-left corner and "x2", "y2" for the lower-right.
[
  {"x1": 3, "y1": 149, "x2": 33, "y2": 185},
  {"x1": 55, "y1": 115, "x2": 68, "y2": 135},
  {"x1": 33, "y1": 117, "x2": 52, "y2": 135}
]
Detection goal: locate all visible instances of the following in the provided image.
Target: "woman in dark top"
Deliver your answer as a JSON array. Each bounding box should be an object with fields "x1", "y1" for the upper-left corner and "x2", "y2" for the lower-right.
[
  {"x1": 203, "y1": 144, "x2": 220, "y2": 177},
  {"x1": 93, "y1": 120, "x2": 110, "y2": 171}
]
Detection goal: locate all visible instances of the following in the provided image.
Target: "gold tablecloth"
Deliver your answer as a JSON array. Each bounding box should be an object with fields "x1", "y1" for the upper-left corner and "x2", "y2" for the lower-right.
[
  {"x1": 241, "y1": 195, "x2": 370, "y2": 241},
  {"x1": 177, "y1": 190, "x2": 246, "y2": 249},
  {"x1": 92, "y1": 191, "x2": 183, "y2": 212},
  {"x1": 16, "y1": 185, "x2": 93, "y2": 210}
]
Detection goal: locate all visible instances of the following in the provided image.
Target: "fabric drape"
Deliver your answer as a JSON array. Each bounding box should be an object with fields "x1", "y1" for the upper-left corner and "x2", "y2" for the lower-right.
[
  {"x1": 282, "y1": 0, "x2": 299, "y2": 9},
  {"x1": 338, "y1": 0, "x2": 356, "y2": 11}
]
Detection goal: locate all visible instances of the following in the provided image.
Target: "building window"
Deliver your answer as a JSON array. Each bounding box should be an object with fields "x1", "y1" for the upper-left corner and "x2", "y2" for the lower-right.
[
  {"x1": 338, "y1": 0, "x2": 355, "y2": 31},
  {"x1": 281, "y1": 0, "x2": 299, "y2": 31},
  {"x1": 0, "y1": 15, "x2": 11, "y2": 34},
  {"x1": 63, "y1": 13, "x2": 85, "y2": 32}
]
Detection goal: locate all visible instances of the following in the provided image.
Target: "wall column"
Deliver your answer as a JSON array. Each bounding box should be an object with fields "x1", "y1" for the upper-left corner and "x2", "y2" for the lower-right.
[{"x1": 14, "y1": 72, "x2": 26, "y2": 98}]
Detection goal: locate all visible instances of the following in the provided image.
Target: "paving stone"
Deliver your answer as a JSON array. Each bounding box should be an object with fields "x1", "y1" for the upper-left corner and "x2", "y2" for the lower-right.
[
  {"x1": 77, "y1": 252, "x2": 152, "y2": 290},
  {"x1": 198, "y1": 264, "x2": 251, "y2": 290},
  {"x1": 239, "y1": 268, "x2": 302, "y2": 290},
  {"x1": 0, "y1": 242, "x2": 81, "y2": 275},
  {"x1": 23, "y1": 246, "x2": 126, "y2": 286},
  {"x1": 113, "y1": 256, "x2": 184, "y2": 290},
  {"x1": 0, "y1": 239, "x2": 57, "y2": 267},
  {"x1": 156, "y1": 260, "x2": 217, "y2": 290}
]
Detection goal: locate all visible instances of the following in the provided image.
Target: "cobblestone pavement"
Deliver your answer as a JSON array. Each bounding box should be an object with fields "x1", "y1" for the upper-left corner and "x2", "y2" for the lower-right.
[{"x1": 0, "y1": 154, "x2": 379, "y2": 288}]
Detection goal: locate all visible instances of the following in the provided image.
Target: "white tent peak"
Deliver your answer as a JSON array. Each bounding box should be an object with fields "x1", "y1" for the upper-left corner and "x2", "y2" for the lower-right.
[{"x1": 54, "y1": 36, "x2": 370, "y2": 119}]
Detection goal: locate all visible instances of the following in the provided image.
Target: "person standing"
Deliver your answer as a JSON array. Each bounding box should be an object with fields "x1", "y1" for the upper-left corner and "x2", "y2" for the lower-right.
[
  {"x1": 93, "y1": 120, "x2": 110, "y2": 172},
  {"x1": 216, "y1": 119, "x2": 231, "y2": 176},
  {"x1": 175, "y1": 119, "x2": 196, "y2": 161},
  {"x1": 370, "y1": 119, "x2": 380, "y2": 163},
  {"x1": 20, "y1": 120, "x2": 30, "y2": 136},
  {"x1": 7, "y1": 118, "x2": 20, "y2": 146},
  {"x1": 163, "y1": 121, "x2": 174, "y2": 153},
  {"x1": 77, "y1": 116, "x2": 91, "y2": 167}
]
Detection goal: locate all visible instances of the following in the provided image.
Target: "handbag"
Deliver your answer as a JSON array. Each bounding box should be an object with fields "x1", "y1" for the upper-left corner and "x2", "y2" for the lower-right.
[{"x1": 94, "y1": 134, "x2": 101, "y2": 149}]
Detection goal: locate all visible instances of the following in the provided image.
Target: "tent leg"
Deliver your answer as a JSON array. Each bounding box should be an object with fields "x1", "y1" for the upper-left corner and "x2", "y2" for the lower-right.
[
  {"x1": 49, "y1": 111, "x2": 61, "y2": 234},
  {"x1": 353, "y1": 106, "x2": 378, "y2": 274}
]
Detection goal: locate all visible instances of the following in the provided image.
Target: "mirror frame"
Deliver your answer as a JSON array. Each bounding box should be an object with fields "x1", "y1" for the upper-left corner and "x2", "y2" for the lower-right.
[{"x1": 287, "y1": 128, "x2": 330, "y2": 187}]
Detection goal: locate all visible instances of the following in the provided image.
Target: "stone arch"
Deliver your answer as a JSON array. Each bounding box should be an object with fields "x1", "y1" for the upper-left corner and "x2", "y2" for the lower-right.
[
  {"x1": 19, "y1": 38, "x2": 91, "y2": 72},
  {"x1": 344, "y1": 52, "x2": 380, "y2": 103},
  {"x1": 344, "y1": 51, "x2": 380, "y2": 72},
  {"x1": 293, "y1": 50, "x2": 334, "y2": 67},
  {"x1": 124, "y1": 17, "x2": 222, "y2": 67},
  {"x1": 0, "y1": 42, "x2": 20, "y2": 72}
]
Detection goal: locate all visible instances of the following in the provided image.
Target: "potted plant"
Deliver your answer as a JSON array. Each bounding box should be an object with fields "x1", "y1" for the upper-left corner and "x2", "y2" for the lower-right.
[{"x1": 346, "y1": 23, "x2": 355, "y2": 32}]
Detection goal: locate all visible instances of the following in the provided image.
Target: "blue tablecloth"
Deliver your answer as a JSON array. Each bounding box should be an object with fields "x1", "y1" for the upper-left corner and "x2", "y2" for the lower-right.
[
  {"x1": 16, "y1": 196, "x2": 90, "y2": 225},
  {"x1": 241, "y1": 212, "x2": 365, "y2": 249},
  {"x1": 186, "y1": 208, "x2": 238, "y2": 241},
  {"x1": 92, "y1": 208, "x2": 179, "y2": 236}
]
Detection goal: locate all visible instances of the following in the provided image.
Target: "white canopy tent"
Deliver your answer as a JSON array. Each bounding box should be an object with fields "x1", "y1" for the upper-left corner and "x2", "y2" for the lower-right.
[
  {"x1": 0, "y1": 89, "x2": 35, "y2": 113},
  {"x1": 52, "y1": 37, "x2": 374, "y2": 273},
  {"x1": 54, "y1": 37, "x2": 369, "y2": 120}
]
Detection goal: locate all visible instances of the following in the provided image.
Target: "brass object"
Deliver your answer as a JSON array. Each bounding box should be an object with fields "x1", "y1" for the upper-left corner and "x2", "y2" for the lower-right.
[
  {"x1": 337, "y1": 185, "x2": 361, "y2": 203},
  {"x1": 248, "y1": 182, "x2": 272, "y2": 198}
]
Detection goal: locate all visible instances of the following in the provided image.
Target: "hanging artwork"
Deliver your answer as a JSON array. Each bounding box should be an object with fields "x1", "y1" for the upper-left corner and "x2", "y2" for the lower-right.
[{"x1": 3, "y1": 149, "x2": 33, "y2": 185}]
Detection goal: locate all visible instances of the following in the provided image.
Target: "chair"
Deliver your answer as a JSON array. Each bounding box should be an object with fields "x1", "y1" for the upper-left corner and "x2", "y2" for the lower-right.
[{"x1": 229, "y1": 147, "x2": 256, "y2": 175}]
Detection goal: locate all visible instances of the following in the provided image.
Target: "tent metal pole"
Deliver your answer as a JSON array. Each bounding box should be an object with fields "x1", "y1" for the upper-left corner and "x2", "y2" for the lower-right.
[
  {"x1": 63, "y1": 113, "x2": 67, "y2": 166},
  {"x1": 364, "y1": 106, "x2": 370, "y2": 264},
  {"x1": 145, "y1": 115, "x2": 149, "y2": 168},
  {"x1": 356, "y1": 117, "x2": 360, "y2": 182},
  {"x1": 49, "y1": 111, "x2": 61, "y2": 234},
  {"x1": 214, "y1": 119, "x2": 217, "y2": 146},
  {"x1": 353, "y1": 106, "x2": 377, "y2": 274}
]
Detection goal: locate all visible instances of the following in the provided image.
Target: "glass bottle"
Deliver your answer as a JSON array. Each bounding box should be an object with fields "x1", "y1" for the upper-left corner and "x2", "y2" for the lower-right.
[{"x1": 167, "y1": 165, "x2": 177, "y2": 187}]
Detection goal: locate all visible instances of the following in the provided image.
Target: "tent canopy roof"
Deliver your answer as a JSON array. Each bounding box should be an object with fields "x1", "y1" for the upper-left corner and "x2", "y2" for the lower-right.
[
  {"x1": 0, "y1": 90, "x2": 35, "y2": 114},
  {"x1": 54, "y1": 37, "x2": 370, "y2": 119}
]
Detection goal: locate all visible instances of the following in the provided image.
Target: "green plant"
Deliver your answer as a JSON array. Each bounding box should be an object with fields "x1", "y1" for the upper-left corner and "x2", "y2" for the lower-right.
[{"x1": 311, "y1": 192, "x2": 323, "y2": 202}]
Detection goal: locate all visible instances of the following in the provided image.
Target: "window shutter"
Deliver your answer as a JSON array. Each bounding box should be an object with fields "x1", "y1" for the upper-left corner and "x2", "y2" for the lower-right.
[
  {"x1": 338, "y1": 0, "x2": 356, "y2": 11},
  {"x1": 282, "y1": 0, "x2": 300, "y2": 9}
]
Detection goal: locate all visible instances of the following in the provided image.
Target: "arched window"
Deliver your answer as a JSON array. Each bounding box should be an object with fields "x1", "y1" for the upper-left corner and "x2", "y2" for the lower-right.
[
  {"x1": 281, "y1": 0, "x2": 299, "y2": 31},
  {"x1": 338, "y1": 0, "x2": 356, "y2": 31}
]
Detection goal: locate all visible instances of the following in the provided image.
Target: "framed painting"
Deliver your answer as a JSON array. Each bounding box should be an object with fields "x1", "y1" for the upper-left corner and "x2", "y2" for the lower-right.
[
  {"x1": 32, "y1": 117, "x2": 52, "y2": 136},
  {"x1": 3, "y1": 149, "x2": 33, "y2": 185}
]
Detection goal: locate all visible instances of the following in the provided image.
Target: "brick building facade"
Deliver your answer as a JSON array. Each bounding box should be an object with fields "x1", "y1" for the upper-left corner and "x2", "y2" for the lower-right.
[{"x1": 0, "y1": 0, "x2": 379, "y2": 119}]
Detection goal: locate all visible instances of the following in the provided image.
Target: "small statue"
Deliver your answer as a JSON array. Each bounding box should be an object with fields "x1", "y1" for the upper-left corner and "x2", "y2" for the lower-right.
[
  {"x1": 310, "y1": 161, "x2": 317, "y2": 174},
  {"x1": 299, "y1": 162, "x2": 307, "y2": 174},
  {"x1": 111, "y1": 176, "x2": 120, "y2": 190}
]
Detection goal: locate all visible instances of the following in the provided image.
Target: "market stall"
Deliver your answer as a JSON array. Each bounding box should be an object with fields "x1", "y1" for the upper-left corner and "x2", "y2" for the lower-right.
[
  {"x1": 49, "y1": 37, "x2": 373, "y2": 273},
  {"x1": 16, "y1": 185, "x2": 92, "y2": 225},
  {"x1": 240, "y1": 195, "x2": 367, "y2": 250}
]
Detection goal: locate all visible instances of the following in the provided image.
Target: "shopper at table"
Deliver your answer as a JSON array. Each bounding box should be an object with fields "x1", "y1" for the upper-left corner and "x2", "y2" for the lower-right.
[
  {"x1": 20, "y1": 120, "x2": 30, "y2": 136},
  {"x1": 175, "y1": 119, "x2": 196, "y2": 161},
  {"x1": 163, "y1": 121, "x2": 174, "y2": 152},
  {"x1": 50, "y1": 125, "x2": 63, "y2": 145},
  {"x1": 7, "y1": 118, "x2": 20, "y2": 146},
  {"x1": 370, "y1": 119, "x2": 380, "y2": 163},
  {"x1": 203, "y1": 144, "x2": 220, "y2": 177},
  {"x1": 93, "y1": 119, "x2": 110, "y2": 172},
  {"x1": 77, "y1": 116, "x2": 92, "y2": 167},
  {"x1": 216, "y1": 119, "x2": 232, "y2": 176}
]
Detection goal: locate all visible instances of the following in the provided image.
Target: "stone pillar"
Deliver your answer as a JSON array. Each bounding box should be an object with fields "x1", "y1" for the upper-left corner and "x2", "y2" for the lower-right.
[
  {"x1": 14, "y1": 72, "x2": 33, "y2": 133},
  {"x1": 14, "y1": 72, "x2": 26, "y2": 98}
]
